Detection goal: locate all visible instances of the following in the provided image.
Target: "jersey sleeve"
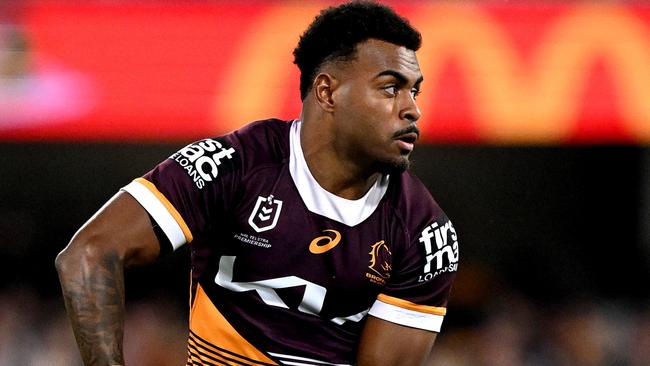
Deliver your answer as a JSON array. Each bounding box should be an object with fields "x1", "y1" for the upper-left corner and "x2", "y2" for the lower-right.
[
  {"x1": 121, "y1": 135, "x2": 241, "y2": 250},
  {"x1": 368, "y1": 186, "x2": 459, "y2": 333}
]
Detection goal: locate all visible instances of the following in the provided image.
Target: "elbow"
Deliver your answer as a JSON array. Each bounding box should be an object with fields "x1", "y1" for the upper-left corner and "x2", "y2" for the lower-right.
[
  {"x1": 55, "y1": 237, "x2": 86, "y2": 278},
  {"x1": 55, "y1": 242, "x2": 81, "y2": 276},
  {"x1": 54, "y1": 247, "x2": 69, "y2": 274},
  {"x1": 55, "y1": 230, "x2": 121, "y2": 277}
]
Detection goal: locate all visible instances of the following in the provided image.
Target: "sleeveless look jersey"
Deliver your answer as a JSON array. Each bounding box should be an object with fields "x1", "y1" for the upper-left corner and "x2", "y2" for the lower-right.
[{"x1": 122, "y1": 119, "x2": 459, "y2": 366}]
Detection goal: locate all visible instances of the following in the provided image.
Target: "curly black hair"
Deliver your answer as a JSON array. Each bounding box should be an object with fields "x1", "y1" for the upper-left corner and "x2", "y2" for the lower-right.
[{"x1": 293, "y1": 1, "x2": 421, "y2": 100}]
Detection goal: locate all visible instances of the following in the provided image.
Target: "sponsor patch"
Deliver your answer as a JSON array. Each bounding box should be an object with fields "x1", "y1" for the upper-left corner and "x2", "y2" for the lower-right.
[
  {"x1": 169, "y1": 138, "x2": 238, "y2": 189},
  {"x1": 417, "y1": 219, "x2": 459, "y2": 282}
]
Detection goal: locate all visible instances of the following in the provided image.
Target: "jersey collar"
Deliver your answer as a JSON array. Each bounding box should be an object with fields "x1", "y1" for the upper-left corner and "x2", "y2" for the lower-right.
[{"x1": 288, "y1": 120, "x2": 389, "y2": 226}]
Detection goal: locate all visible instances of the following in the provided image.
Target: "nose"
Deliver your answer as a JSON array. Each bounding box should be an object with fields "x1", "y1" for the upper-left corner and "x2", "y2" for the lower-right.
[{"x1": 399, "y1": 92, "x2": 421, "y2": 123}]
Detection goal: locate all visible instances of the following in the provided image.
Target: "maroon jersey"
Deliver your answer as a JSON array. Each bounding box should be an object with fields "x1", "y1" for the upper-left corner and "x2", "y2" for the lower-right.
[{"x1": 122, "y1": 119, "x2": 459, "y2": 365}]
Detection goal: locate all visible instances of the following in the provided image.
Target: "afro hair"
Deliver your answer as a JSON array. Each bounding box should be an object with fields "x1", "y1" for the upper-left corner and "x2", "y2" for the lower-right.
[{"x1": 293, "y1": 1, "x2": 421, "y2": 100}]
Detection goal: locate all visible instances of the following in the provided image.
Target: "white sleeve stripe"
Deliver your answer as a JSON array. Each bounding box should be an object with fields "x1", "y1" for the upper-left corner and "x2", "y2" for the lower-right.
[
  {"x1": 121, "y1": 181, "x2": 187, "y2": 250},
  {"x1": 368, "y1": 299, "x2": 444, "y2": 332}
]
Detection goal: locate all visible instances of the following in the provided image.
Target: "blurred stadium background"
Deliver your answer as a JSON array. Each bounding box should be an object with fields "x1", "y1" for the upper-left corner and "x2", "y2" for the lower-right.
[{"x1": 1, "y1": 1, "x2": 649, "y2": 365}]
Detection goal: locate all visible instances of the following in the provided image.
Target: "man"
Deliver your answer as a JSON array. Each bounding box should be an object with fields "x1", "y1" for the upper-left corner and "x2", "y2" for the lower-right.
[{"x1": 56, "y1": 2, "x2": 459, "y2": 365}]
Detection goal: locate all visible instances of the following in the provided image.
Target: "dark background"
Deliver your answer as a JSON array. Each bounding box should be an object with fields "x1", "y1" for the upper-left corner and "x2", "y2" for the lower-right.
[
  {"x1": 2, "y1": 143, "x2": 648, "y2": 306},
  {"x1": 2, "y1": 142, "x2": 650, "y2": 365}
]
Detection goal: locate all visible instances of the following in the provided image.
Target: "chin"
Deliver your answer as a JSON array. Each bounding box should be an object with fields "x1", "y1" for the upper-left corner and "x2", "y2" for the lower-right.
[{"x1": 373, "y1": 156, "x2": 411, "y2": 175}]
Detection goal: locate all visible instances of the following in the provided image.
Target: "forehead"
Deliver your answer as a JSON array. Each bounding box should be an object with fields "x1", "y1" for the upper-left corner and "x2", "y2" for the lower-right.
[{"x1": 347, "y1": 39, "x2": 422, "y2": 81}]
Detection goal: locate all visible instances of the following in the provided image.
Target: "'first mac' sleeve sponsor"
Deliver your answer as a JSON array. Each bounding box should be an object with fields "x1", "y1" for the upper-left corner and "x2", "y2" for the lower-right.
[
  {"x1": 418, "y1": 219, "x2": 459, "y2": 282},
  {"x1": 169, "y1": 138, "x2": 238, "y2": 189}
]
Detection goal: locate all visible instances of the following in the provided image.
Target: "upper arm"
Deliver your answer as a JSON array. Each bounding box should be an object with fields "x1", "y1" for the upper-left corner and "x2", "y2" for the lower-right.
[
  {"x1": 59, "y1": 134, "x2": 243, "y2": 268},
  {"x1": 356, "y1": 182, "x2": 459, "y2": 365},
  {"x1": 58, "y1": 191, "x2": 161, "y2": 267},
  {"x1": 356, "y1": 316, "x2": 437, "y2": 366}
]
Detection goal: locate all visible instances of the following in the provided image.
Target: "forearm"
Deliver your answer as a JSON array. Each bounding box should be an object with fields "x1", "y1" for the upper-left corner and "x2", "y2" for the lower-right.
[
  {"x1": 356, "y1": 316, "x2": 436, "y2": 366},
  {"x1": 56, "y1": 246, "x2": 126, "y2": 366}
]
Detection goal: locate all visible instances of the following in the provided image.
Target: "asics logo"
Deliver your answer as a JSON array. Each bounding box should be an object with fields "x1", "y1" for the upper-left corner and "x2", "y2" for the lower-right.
[{"x1": 309, "y1": 230, "x2": 341, "y2": 254}]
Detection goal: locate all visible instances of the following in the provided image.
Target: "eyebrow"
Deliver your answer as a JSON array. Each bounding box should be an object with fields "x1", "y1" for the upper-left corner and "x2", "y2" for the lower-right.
[{"x1": 375, "y1": 70, "x2": 424, "y2": 87}]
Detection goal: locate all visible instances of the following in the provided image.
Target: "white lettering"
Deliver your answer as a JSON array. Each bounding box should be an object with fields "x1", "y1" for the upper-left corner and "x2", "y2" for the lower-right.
[
  {"x1": 432, "y1": 246, "x2": 454, "y2": 270},
  {"x1": 195, "y1": 155, "x2": 218, "y2": 181},
  {"x1": 424, "y1": 253, "x2": 434, "y2": 273},
  {"x1": 434, "y1": 227, "x2": 445, "y2": 250},
  {"x1": 419, "y1": 220, "x2": 459, "y2": 276},
  {"x1": 187, "y1": 166, "x2": 201, "y2": 183},
  {"x1": 171, "y1": 139, "x2": 236, "y2": 189},
  {"x1": 212, "y1": 147, "x2": 236, "y2": 165},
  {"x1": 180, "y1": 144, "x2": 204, "y2": 163},
  {"x1": 449, "y1": 223, "x2": 458, "y2": 241},
  {"x1": 418, "y1": 224, "x2": 435, "y2": 254},
  {"x1": 215, "y1": 256, "x2": 326, "y2": 316},
  {"x1": 198, "y1": 139, "x2": 222, "y2": 152}
]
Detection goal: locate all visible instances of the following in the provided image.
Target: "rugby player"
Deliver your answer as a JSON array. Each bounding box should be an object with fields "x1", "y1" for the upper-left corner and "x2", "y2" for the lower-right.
[{"x1": 56, "y1": 2, "x2": 459, "y2": 365}]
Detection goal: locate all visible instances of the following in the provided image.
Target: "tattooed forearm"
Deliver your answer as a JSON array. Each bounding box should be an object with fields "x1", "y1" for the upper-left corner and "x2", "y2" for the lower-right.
[{"x1": 57, "y1": 249, "x2": 126, "y2": 366}]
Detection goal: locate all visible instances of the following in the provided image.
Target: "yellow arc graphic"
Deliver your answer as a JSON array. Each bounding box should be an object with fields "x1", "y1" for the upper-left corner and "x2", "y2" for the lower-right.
[
  {"x1": 217, "y1": 3, "x2": 650, "y2": 142},
  {"x1": 309, "y1": 229, "x2": 341, "y2": 254}
]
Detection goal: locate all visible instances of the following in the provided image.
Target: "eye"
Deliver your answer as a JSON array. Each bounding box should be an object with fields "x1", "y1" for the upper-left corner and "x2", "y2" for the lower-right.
[
  {"x1": 411, "y1": 88, "x2": 421, "y2": 99},
  {"x1": 383, "y1": 85, "x2": 398, "y2": 97}
]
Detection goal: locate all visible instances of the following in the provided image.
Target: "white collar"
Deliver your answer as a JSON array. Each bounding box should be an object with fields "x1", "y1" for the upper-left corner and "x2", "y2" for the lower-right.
[{"x1": 288, "y1": 120, "x2": 389, "y2": 226}]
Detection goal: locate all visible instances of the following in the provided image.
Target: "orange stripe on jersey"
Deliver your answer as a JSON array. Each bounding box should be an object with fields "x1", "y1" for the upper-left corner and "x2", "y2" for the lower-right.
[
  {"x1": 376, "y1": 294, "x2": 447, "y2": 316},
  {"x1": 189, "y1": 284, "x2": 278, "y2": 365},
  {"x1": 188, "y1": 334, "x2": 255, "y2": 366},
  {"x1": 134, "y1": 177, "x2": 194, "y2": 243}
]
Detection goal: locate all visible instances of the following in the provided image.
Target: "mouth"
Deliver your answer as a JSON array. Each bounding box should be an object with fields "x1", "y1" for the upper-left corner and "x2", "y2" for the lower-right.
[
  {"x1": 396, "y1": 132, "x2": 418, "y2": 144},
  {"x1": 393, "y1": 131, "x2": 419, "y2": 153}
]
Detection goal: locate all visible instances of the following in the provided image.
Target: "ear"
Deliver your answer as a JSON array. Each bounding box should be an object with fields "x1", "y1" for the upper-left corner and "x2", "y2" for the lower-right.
[{"x1": 313, "y1": 73, "x2": 338, "y2": 113}]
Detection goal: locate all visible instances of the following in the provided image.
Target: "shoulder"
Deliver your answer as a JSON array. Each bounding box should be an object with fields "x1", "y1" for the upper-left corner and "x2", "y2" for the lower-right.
[
  {"x1": 387, "y1": 171, "x2": 451, "y2": 242},
  {"x1": 226, "y1": 118, "x2": 292, "y2": 170},
  {"x1": 155, "y1": 118, "x2": 291, "y2": 190},
  {"x1": 229, "y1": 118, "x2": 292, "y2": 156},
  {"x1": 391, "y1": 171, "x2": 445, "y2": 221}
]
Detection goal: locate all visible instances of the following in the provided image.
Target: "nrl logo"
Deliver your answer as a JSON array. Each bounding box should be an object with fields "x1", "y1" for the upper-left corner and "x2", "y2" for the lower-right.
[{"x1": 248, "y1": 195, "x2": 283, "y2": 233}]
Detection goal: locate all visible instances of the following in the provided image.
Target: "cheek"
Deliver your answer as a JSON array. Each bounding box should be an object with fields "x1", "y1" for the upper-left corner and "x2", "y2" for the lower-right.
[
  {"x1": 339, "y1": 89, "x2": 395, "y2": 143},
  {"x1": 358, "y1": 92, "x2": 393, "y2": 123}
]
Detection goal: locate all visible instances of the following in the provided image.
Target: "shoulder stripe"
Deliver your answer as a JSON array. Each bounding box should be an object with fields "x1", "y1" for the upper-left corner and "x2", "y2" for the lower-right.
[
  {"x1": 134, "y1": 178, "x2": 193, "y2": 242},
  {"x1": 122, "y1": 178, "x2": 192, "y2": 249},
  {"x1": 368, "y1": 295, "x2": 446, "y2": 332},
  {"x1": 376, "y1": 294, "x2": 447, "y2": 316}
]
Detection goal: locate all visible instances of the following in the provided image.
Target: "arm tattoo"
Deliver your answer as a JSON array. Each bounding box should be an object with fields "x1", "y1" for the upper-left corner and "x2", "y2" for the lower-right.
[{"x1": 59, "y1": 251, "x2": 126, "y2": 366}]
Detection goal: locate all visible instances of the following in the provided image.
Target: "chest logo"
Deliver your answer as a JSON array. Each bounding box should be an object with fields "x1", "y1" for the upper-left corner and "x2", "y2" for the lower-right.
[
  {"x1": 309, "y1": 230, "x2": 341, "y2": 254},
  {"x1": 366, "y1": 240, "x2": 392, "y2": 285},
  {"x1": 248, "y1": 195, "x2": 283, "y2": 233}
]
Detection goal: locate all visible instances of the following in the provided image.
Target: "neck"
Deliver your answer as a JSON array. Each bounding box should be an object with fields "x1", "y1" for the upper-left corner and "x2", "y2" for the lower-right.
[{"x1": 299, "y1": 113, "x2": 379, "y2": 201}]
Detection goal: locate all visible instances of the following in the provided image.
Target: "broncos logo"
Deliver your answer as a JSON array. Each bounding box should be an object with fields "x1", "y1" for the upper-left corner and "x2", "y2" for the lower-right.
[{"x1": 368, "y1": 240, "x2": 392, "y2": 279}]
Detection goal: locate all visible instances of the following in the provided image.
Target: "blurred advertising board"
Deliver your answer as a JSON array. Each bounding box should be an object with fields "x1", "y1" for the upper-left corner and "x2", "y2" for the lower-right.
[{"x1": 1, "y1": 1, "x2": 649, "y2": 144}]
